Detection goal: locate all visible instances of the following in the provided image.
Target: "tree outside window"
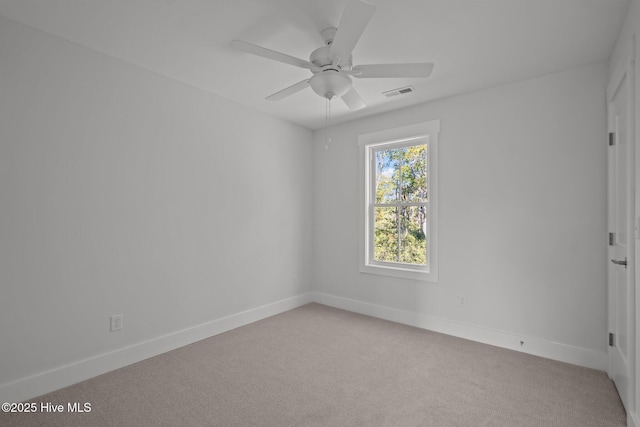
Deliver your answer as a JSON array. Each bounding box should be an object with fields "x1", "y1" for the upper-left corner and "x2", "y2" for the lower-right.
[{"x1": 372, "y1": 144, "x2": 427, "y2": 265}]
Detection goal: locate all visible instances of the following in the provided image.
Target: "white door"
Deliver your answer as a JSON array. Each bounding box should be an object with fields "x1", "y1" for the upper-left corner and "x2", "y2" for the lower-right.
[{"x1": 608, "y1": 67, "x2": 634, "y2": 412}]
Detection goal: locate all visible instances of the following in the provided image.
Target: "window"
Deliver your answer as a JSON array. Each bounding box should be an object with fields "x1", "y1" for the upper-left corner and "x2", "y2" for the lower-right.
[{"x1": 359, "y1": 120, "x2": 439, "y2": 282}]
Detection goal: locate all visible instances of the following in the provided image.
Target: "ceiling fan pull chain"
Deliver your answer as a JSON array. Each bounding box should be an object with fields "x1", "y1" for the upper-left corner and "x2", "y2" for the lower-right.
[{"x1": 325, "y1": 97, "x2": 332, "y2": 149}]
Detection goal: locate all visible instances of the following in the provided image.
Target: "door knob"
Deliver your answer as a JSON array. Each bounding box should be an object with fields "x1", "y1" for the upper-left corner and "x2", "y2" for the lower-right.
[{"x1": 611, "y1": 257, "x2": 627, "y2": 268}]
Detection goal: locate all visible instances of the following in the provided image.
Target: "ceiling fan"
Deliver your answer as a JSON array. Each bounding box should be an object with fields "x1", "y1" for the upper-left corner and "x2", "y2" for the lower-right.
[{"x1": 230, "y1": 0, "x2": 434, "y2": 110}]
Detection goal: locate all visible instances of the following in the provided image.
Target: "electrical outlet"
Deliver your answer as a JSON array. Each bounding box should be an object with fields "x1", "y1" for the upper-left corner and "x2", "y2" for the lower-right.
[
  {"x1": 458, "y1": 295, "x2": 466, "y2": 308},
  {"x1": 110, "y1": 314, "x2": 123, "y2": 332}
]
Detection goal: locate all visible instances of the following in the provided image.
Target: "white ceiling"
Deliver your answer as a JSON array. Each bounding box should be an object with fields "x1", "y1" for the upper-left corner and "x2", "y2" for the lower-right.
[{"x1": 0, "y1": 0, "x2": 629, "y2": 130}]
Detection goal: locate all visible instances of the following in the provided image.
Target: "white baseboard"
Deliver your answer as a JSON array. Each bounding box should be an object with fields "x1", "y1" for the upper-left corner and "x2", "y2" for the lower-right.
[
  {"x1": 311, "y1": 292, "x2": 607, "y2": 371},
  {"x1": 0, "y1": 291, "x2": 610, "y2": 403},
  {"x1": 630, "y1": 410, "x2": 639, "y2": 427},
  {"x1": 0, "y1": 293, "x2": 313, "y2": 403}
]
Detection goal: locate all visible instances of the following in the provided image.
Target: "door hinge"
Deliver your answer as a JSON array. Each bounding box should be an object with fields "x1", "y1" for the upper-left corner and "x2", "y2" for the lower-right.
[
  {"x1": 609, "y1": 132, "x2": 615, "y2": 146},
  {"x1": 609, "y1": 232, "x2": 615, "y2": 246},
  {"x1": 609, "y1": 332, "x2": 615, "y2": 347}
]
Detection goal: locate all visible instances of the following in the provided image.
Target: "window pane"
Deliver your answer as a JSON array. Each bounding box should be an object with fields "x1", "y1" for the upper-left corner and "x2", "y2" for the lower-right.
[
  {"x1": 374, "y1": 206, "x2": 398, "y2": 262},
  {"x1": 375, "y1": 144, "x2": 427, "y2": 203},
  {"x1": 374, "y1": 206, "x2": 427, "y2": 265},
  {"x1": 401, "y1": 144, "x2": 427, "y2": 203},
  {"x1": 375, "y1": 149, "x2": 400, "y2": 202},
  {"x1": 399, "y1": 206, "x2": 427, "y2": 265}
]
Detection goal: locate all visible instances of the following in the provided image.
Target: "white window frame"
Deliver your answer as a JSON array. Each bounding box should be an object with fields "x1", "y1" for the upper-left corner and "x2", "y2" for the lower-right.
[{"x1": 358, "y1": 120, "x2": 439, "y2": 282}]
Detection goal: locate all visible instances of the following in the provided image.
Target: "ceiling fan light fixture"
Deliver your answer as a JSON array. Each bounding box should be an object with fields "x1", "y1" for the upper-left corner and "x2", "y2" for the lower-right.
[{"x1": 309, "y1": 71, "x2": 351, "y2": 100}]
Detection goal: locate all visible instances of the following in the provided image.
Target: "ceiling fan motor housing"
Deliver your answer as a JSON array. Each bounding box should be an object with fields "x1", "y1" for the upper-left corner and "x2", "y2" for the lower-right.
[
  {"x1": 310, "y1": 46, "x2": 352, "y2": 71},
  {"x1": 310, "y1": 46, "x2": 332, "y2": 67}
]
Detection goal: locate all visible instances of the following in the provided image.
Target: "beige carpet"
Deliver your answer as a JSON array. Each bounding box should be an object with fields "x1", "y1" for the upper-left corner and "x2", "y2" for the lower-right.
[{"x1": 1, "y1": 303, "x2": 626, "y2": 426}]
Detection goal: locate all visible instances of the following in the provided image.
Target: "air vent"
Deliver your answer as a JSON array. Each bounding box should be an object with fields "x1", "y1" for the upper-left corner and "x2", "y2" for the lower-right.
[{"x1": 383, "y1": 86, "x2": 416, "y2": 97}]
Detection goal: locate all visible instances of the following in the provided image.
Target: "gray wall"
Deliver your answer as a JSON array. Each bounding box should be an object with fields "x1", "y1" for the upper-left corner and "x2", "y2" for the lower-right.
[
  {"x1": 0, "y1": 16, "x2": 313, "y2": 392},
  {"x1": 313, "y1": 61, "x2": 609, "y2": 362}
]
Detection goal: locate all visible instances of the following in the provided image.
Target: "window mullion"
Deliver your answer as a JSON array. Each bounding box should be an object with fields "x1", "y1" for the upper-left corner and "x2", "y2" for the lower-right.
[
  {"x1": 397, "y1": 151, "x2": 402, "y2": 263},
  {"x1": 371, "y1": 202, "x2": 427, "y2": 207},
  {"x1": 396, "y1": 206, "x2": 401, "y2": 263}
]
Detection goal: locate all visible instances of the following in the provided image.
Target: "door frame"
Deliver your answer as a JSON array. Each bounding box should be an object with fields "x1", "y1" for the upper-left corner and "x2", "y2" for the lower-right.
[{"x1": 607, "y1": 33, "x2": 637, "y2": 424}]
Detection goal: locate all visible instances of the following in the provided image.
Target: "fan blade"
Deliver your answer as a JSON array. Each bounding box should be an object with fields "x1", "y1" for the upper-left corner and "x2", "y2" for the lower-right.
[
  {"x1": 351, "y1": 63, "x2": 435, "y2": 78},
  {"x1": 329, "y1": 0, "x2": 376, "y2": 67},
  {"x1": 266, "y1": 80, "x2": 310, "y2": 101},
  {"x1": 341, "y1": 86, "x2": 366, "y2": 110},
  {"x1": 231, "y1": 40, "x2": 317, "y2": 71}
]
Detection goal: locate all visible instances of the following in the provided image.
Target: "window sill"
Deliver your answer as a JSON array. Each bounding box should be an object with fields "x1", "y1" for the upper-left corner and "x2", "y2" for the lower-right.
[{"x1": 360, "y1": 263, "x2": 438, "y2": 282}]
